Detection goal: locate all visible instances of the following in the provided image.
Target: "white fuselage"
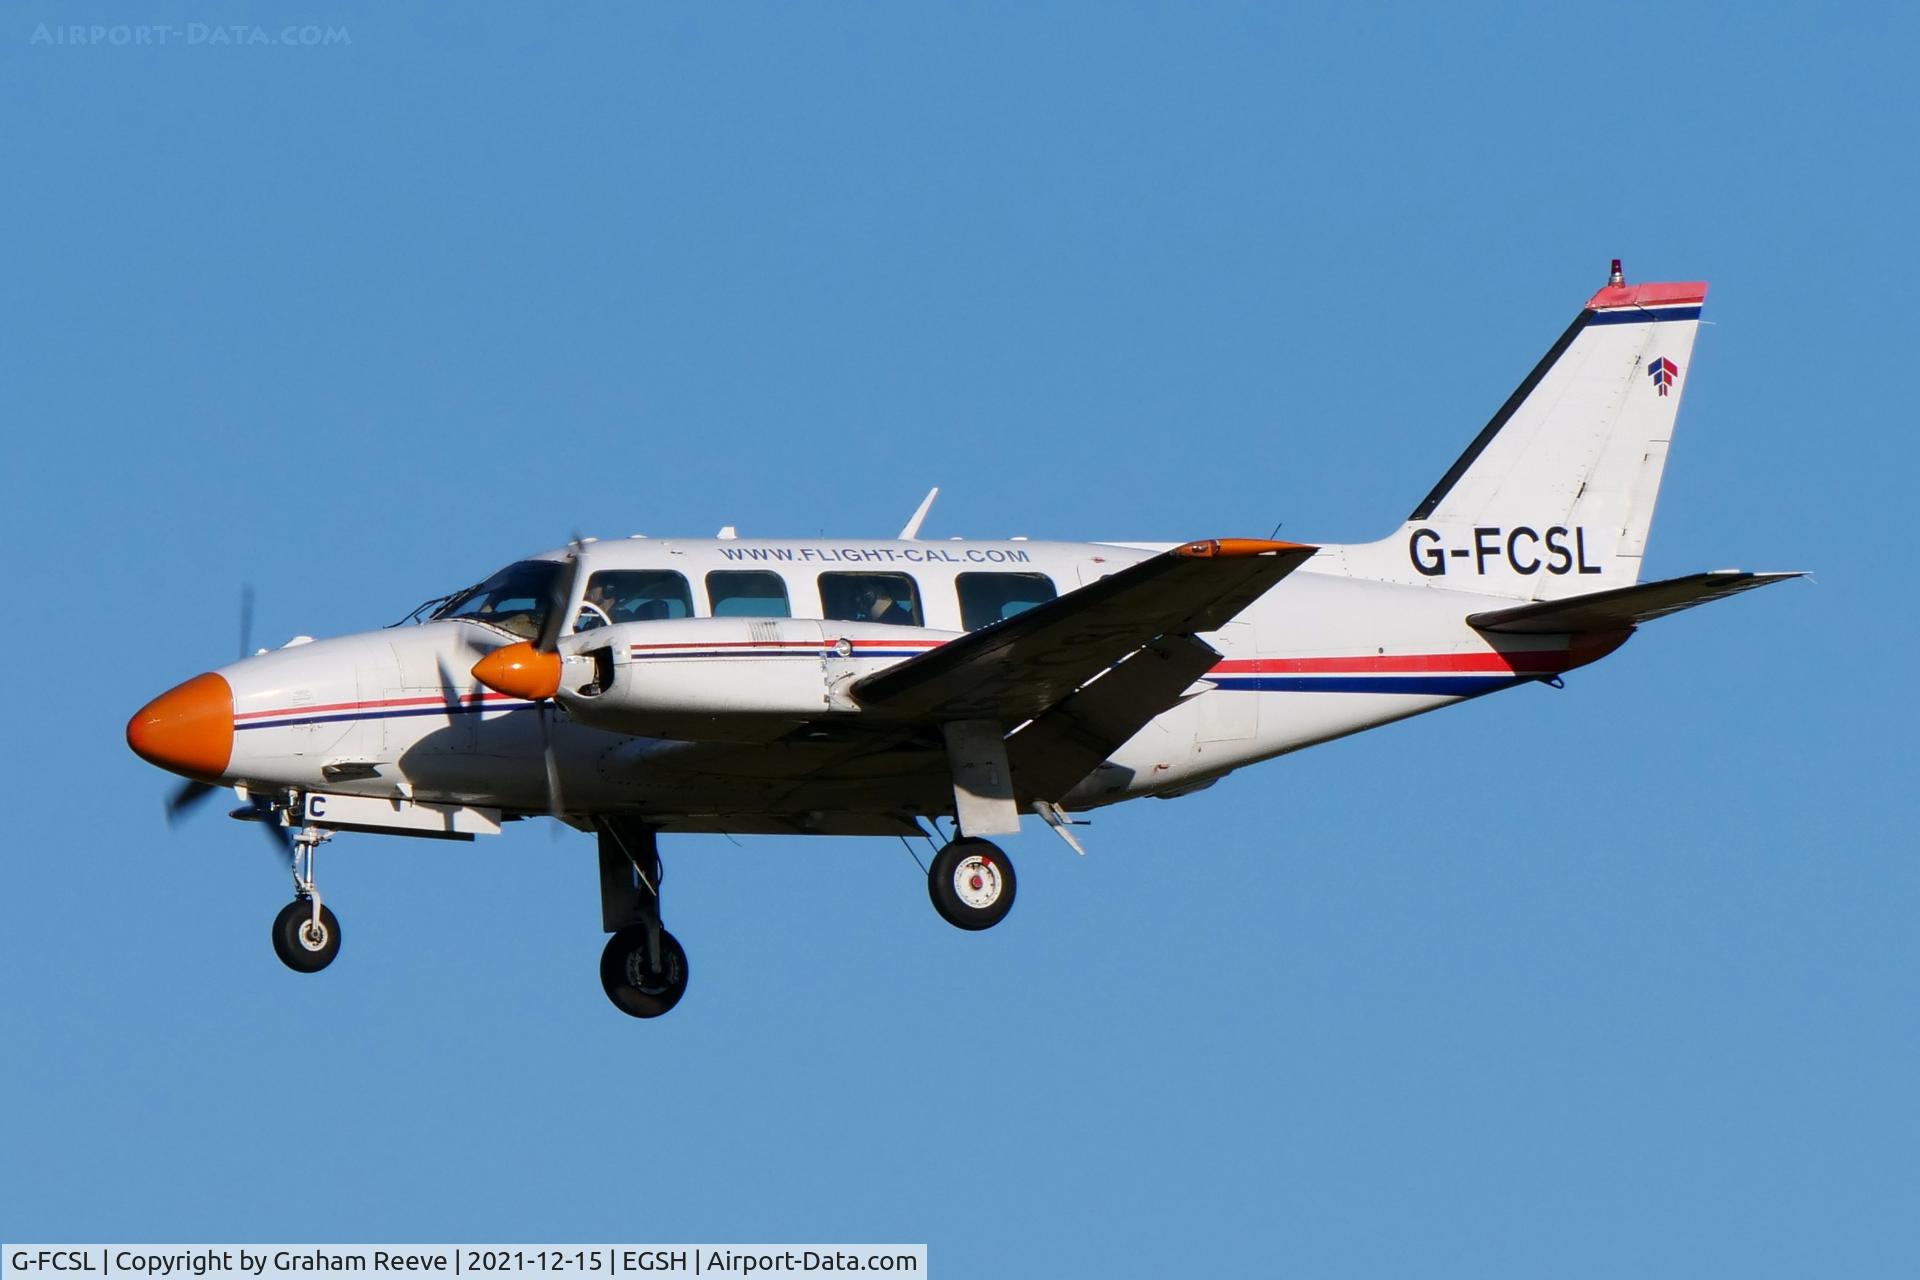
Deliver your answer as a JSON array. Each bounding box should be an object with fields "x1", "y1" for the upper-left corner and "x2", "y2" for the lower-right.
[{"x1": 206, "y1": 535, "x2": 1619, "y2": 834}]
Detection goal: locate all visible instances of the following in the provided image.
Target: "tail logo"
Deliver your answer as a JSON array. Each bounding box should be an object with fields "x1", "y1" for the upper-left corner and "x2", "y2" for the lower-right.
[{"x1": 1649, "y1": 356, "x2": 1679, "y2": 397}]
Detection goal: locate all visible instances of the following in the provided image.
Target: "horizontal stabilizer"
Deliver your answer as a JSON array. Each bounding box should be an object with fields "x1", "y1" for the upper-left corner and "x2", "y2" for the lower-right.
[{"x1": 1468, "y1": 570, "x2": 1803, "y2": 635}]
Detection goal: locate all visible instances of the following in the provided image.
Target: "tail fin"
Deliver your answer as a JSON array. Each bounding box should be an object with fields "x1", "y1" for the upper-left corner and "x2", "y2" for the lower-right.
[{"x1": 1337, "y1": 266, "x2": 1706, "y2": 600}]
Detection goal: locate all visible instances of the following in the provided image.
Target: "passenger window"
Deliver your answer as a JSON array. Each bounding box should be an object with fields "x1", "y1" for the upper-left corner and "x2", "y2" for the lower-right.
[
  {"x1": 707, "y1": 571, "x2": 791, "y2": 618},
  {"x1": 577, "y1": 570, "x2": 693, "y2": 629},
  {"x1": 956, "y1": 572, "x2": 1057, "y2": 631},
  {"x1": 819, "y1": 572, "x2": 923, "y2": 626}
]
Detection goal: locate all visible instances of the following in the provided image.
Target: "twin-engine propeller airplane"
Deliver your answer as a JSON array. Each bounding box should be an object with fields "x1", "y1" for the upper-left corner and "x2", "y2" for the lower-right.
[{"x1": 129, "y1": 264, "x2": 1799, "y2": 1018}]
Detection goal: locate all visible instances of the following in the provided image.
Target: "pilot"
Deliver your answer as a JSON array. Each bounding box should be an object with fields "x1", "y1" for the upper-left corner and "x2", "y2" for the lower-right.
[
  {"x1": 576, "y1": 581, "x2": 619, "y2": 630},
  {"x1": 856, "y1": 583, "x2": 912, "y2": 625}
]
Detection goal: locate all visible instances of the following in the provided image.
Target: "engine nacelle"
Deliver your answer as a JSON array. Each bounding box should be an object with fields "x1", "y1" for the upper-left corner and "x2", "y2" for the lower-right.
[{"x1": 556, "y1": 616, "x2": 958, "y2": 739}]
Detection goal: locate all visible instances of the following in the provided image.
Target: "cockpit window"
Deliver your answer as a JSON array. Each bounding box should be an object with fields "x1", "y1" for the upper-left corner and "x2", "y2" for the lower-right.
[{"x1": 432, "y1": 561, "x2": 562, "y2": 639}]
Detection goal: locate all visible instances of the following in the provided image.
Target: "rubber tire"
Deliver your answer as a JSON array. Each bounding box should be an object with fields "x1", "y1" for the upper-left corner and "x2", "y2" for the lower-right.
[
  {"x1": 271, "y1": 899, "x2": 342, "y2": 973},
  {"x1": 928, "y1": 838, "x2": 1016, "y2": 931},
  {"x1": 600, "y1": 925, "x2": 690, "y2": 1019}
]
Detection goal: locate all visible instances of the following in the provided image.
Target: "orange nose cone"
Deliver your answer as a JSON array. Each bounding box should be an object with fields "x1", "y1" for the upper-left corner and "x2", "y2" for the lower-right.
[
  {"x1": 127, "y1": 671, "x2": 235, "y2": 780},
  {"x1": 471, "y1": 642, "x2": 561, "y2": 701}
]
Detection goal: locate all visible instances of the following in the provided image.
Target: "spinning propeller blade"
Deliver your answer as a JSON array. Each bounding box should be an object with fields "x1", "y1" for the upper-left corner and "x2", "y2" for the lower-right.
[
  {"x1": 161, "y1": 584, "x2": 271, "y2": 845},
  {"x1": 166, "y1": 779, "x2": 217, "y2": 824},
  {"x1": 464, "y1": 536, "x2": 582, "y2": 818},
  {"x1": 533, "y1": 536, "x2": 586, "y2": 655},
  {"x1": 238, "y1": 583, "x2": 256, "y2": 658},
  {"x1": 231, "y1": 800, "x2": 295, "y2": 863},
  {"x1": 540, "y1": 704, "x2": 566, "y2": 818}
]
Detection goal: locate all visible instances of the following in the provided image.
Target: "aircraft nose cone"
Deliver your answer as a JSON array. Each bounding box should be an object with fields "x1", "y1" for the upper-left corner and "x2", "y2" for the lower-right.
[
  {"x1": 127, "y1": 672, "x2": 235, "y2": 780},
  {"x1": 471, "y1": 641, "x2": 561, "y2": 701}
]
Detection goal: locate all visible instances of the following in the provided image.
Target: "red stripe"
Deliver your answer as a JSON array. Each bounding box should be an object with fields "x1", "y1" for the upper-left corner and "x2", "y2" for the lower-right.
[
  {"x1": 627, "y1": 639, "x2": 943, "y2": 652},
  {"x1": 629, "y1": 640, "x2": 820, "y2": 651},
  {"x1": 1211, "y1": 651, "x2": 1573, "y2": 676},
  {"x1": 235, "y1": 691, "x2": 520, "y2": 722},
  {"x1": 237, "y1": 648, "x2": 1591, "y2": 721}
]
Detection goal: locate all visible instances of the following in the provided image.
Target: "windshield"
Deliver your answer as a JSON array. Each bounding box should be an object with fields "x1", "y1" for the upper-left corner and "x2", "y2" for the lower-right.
[{"x1": 431, "y1": 560, "x2": 563, "y2": 640}]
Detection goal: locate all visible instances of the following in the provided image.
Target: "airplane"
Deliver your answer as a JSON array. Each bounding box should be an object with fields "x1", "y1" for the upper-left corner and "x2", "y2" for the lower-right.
[{"x1": 127, "y1": 263, "x2": 1799, "y2": 1018}]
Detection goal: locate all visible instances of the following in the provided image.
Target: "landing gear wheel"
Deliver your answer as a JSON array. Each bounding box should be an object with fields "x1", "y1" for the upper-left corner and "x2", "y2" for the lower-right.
[
  {"x1": 600, "y1": 926, "x2": 690, "y2": 1018},
  {"x1": 271, "y1": 899, "x2": 341, "y2": 973},
  {"x1": 928, "y1": 838, "x2": 1016, "y2": 930}
]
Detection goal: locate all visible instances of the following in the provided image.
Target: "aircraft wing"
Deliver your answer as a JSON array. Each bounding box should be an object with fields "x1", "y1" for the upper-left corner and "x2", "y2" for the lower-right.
[
  {"x1": 851, "y1": 538, "x2": 1317, "y2": 724},
  {"x1": 1006, "y1": 633, "x2": 1225, "y2": 799},
  {"x1": 1467, "y1": 569, "x2": 1804, "y2": 634}
]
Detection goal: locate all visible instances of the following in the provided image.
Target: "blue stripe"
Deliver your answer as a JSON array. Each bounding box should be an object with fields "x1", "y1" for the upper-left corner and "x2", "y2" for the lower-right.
[
  {"x1": 1209, "y1": 675, "x2": 1523, "y2": 695},
  {"x1": 236, "y1": 702, "x2": 536, "y2": 731},
  {"x1": 629, "y1": 651, "x2": 816, "y2": 659},
  {"x1": 629, "y1": 650, "x2": 932, "y2": 660},
  {"x1": 1587, "y1": 306, "x2": 1701, "y2": 325}
]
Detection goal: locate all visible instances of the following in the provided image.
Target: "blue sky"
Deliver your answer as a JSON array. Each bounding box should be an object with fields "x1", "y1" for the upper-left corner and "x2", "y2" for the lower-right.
[{"x1": 3, "y1": 3, "x2": 1914, "y2": 1274}]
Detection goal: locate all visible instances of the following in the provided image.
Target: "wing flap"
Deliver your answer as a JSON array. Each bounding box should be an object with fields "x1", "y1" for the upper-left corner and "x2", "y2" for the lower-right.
[
  {"x1": 1008, "y1": 634, "x2": 1224, "y2": 799},
  {"x1": 1467, "y1": 570, "x2": 1803, "y2": 634},
  {"x1": 851, "y1": 539, "x2": 1317, "y2": 724}
]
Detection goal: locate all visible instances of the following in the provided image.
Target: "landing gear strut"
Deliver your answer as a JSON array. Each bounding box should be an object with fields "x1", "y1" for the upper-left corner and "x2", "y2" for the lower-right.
[
  {"x1": 928, "y1": 837, "x2": 1016, "y2": 930},
  {"x1": 271, "y1": 825, "x2": 341, "y2": 972},
  {"x1": 597, "y1": 820, "x2": 689, "y2": 1018}
]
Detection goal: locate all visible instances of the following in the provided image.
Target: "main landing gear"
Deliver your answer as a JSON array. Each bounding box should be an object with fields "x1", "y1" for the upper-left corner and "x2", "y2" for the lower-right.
[
  {"x1": 597, "y1": 820, "x2": 689, "y2": 1018},
  {"x1": 271, "y1": 825, "x2": 341, "y2": 973},
  {"x1": 927, "y1": 836, "x2": 1016, "y2": 930}
]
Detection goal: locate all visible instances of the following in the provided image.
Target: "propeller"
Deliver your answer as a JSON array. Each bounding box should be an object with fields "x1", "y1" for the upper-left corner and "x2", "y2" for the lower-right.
[
  {"x1": 533, "y1": 541, "x2": 584, "y2": 819},
  {"x1": 470, "y1": 539, "x2": 586, "y2": 819},
  {"x1": 238, "y1": 583, "x2": 256, "y2": 659},
  {"x1": 160, "y1": 583, "x2": 278, "y2": 850},
  {"x1": 533, "y1": 538, "x2": 585, "y2": 656},
  {"x1": 230, "y1": 797, "x2": 296, "y2": 862},
  {"x1": 167, "y1": 778, "x2": 217, "y2": 823}
]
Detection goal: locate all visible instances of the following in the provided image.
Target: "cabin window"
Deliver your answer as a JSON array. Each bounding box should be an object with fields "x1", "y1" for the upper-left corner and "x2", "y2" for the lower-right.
[
  {"x1": 956, "y1": 572, "x2": 1058, "y2": 630},
  {"x1": 706, "y1": 570, "x2": 792, "y2": 618},
  {"x1": 577, "y1": 569, "x2": 693, "y2": 629},
  {"x1": 818, "y1": 572, "x2": 923, "y2": 626}
]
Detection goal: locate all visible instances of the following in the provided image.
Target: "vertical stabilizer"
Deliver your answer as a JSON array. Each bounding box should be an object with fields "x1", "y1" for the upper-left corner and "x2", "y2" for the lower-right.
[{"x1": 1333, "y1": 266, "x2": 1706, "y2": 600}]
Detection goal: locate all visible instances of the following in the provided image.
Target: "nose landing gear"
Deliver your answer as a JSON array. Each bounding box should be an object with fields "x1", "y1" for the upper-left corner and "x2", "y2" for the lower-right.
[
  {"x1": 272, "y1": 898, "x2": 341, "y2": 972},
  {"x1": 271, "y1": 825, "x2": 341, "y2": 973}
]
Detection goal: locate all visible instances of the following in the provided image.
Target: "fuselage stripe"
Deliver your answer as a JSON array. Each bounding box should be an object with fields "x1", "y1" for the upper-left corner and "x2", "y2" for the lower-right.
[
  {"x1": 234, "y1": 691, "x2": 523, "y2": 722},
  {"x1": 1208, "y1": 675, "x2": 1524, "y2": 695},
  {"x1": 229, "y1": 648, "x2": 1574, "y2": 731},
  {"x1": 235, "y1": 701, "x2": 539, "y2": 731},
  {"x1": 1210, "y1": 651, "x2": 1569, "y2": 675}
]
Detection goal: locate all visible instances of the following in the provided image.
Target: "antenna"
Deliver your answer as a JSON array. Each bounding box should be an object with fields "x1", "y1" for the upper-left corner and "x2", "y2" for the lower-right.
[{"x1": 897, "y1": 487, "x2": 939, "y2": 540}]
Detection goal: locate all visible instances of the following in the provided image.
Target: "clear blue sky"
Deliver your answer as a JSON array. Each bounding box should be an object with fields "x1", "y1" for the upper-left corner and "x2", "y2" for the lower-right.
[{"x1": 3, "y1": 3, "x2": 1914, "y2": 1274}]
